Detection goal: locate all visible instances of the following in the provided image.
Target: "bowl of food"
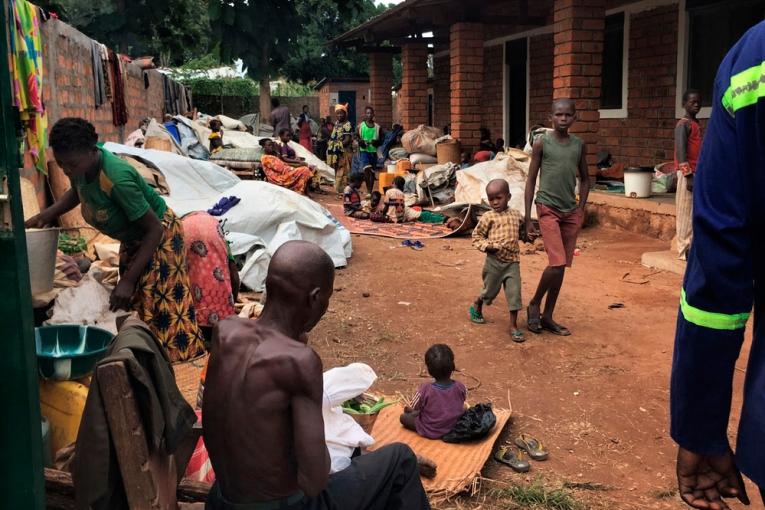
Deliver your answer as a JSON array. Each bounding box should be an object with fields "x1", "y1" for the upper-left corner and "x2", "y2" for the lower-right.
[
  {"x1": 342, "y1": 394, "x2": 395, "y2": 435},
  {"x1": 35, "y1": 325, "x2": 114, "y2": 380}
]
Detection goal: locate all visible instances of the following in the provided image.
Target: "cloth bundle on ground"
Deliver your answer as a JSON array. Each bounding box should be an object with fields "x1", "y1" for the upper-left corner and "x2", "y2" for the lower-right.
[
  {"x1": 455, "y1": 153, "x2": 539, "y2": 219},
  {"x1": 104, "y1": 143, "x2": 351, "y2": 291},
  {"x1": 209, "y1": 147, "x2": 263, "y2": 162},
  {"x1": 143, "y1": 119, "x2": 185, "y2": 155},
  {"x1": 238, "y1": 113, "x2": 273, "y2": 137},
  {"x1": 323, "y1": 363, "x2": 377, "y2": 473},
  {"x1": 388, "y1": 147, "x2": 409, "y2": 161},
  {"x1": 409, "y1": 153, "x2": 438, "y2": 165},
  {"x1": 215, "y1": 114, "x2": 247, "y2": 131},
  {"x1": 72, "y1": 318, "x2": 197, "y2": 510},
  {"x1": 442, "y1": 403, "x2": 497, "y2": 443},
  {"x1": 173, "y1": 115, "x2": 211, "y2": 160},
  {"x1": 402, "y1": 125, "x2": 442, "y2": 156}
]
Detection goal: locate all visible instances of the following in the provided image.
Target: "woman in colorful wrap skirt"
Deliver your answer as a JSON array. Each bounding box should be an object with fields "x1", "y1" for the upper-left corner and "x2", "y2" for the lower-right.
[{"x1": 26, "y1": 118, "x2": 205, "y2": 362}]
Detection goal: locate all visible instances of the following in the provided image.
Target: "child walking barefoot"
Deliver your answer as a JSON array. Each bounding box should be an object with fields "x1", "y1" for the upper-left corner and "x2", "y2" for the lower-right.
[{"x1": 469, "y1": 179, "x2": 525, "y2": 342}]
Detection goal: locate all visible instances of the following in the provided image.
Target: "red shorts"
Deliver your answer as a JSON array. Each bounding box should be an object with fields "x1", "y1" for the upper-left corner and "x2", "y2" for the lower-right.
[{"x1": 536, "y1": 203, "x2": 582, "y2": 267}]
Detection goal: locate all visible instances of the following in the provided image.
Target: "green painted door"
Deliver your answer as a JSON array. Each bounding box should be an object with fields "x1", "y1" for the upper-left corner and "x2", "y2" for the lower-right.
[{"x1": 0, "y1": 0, "x2": 45, "y2": 507}]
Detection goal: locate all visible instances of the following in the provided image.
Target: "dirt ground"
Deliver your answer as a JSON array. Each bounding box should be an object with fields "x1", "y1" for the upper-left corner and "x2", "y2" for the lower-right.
[{"x1": 307, "y1": 194, "x2": 760, "y2": 510}]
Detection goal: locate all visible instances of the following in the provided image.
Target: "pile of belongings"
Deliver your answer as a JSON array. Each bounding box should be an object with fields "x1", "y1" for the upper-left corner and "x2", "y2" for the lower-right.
[
  {"x1": 102, "y1": 142, "x2": 350, "y2": 291},
  {"x1": 397, "y1": 125, "x2": 443, "y2": 166}
]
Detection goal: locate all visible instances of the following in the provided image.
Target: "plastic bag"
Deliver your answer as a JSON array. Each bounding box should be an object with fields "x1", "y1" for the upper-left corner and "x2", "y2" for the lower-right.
[
  {"x1": 402, "y1": 125, "x2": 442, "y2": 156},
  {"x1": 442, "y1": 403, "x2": 497, "y2": 443}
]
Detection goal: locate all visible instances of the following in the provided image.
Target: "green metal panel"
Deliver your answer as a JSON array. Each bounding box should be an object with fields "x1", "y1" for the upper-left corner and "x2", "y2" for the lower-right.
[{"x1": 0, "y1": 0, "x2": 45, "y2": 507}]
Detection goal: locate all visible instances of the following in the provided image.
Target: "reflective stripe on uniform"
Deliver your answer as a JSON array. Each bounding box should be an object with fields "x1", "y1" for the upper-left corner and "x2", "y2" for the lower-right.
[
  {"x1": 721, "y1": 60, "x2": 765, "y2": 116},
  {"x1": 680, "y1": 289, "x2": 750, "y2": 330}
]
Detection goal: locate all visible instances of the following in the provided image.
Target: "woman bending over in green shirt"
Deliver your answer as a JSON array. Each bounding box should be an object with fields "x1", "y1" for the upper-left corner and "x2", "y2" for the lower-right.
[{"x1": 26, "y1": 118, "x2": 205, "y2": 362}]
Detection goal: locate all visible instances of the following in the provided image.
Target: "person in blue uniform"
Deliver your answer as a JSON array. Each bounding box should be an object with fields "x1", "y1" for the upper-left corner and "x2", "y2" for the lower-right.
[{"x1": 671, "y1": 20, "x2": 765, "y2": 510}]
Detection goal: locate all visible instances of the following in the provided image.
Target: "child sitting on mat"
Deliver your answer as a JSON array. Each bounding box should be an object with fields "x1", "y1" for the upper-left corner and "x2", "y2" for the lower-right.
[
  {"x1": 400, "y1": 344, "x2": 467, "y2": 439},
  {"x1": 383, "y1": 176, "x2": 447, "y2": 224}
]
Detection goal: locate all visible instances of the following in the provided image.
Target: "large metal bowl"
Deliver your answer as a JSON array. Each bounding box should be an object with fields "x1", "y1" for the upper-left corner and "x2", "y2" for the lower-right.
[{"x1": 35, "y1": 325, "x2": 114, "y2": 380}]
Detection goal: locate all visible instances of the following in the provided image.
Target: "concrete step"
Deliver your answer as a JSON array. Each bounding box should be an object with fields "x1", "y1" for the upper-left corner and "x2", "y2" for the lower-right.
[{"x1": 641, "y1": 250, "x2": 686, "y2": 276}]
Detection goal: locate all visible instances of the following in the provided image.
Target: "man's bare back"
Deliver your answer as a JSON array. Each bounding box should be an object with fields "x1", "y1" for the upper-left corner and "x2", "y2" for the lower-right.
[
  {"x1": 202, "y1": 241, "x2": 429, "y2": 510},
  {"x1": 203, "y1": 317, "x2": 328, "y2": 502}
]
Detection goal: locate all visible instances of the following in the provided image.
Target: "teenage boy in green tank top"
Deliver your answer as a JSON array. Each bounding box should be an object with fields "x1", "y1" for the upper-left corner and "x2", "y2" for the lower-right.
[
  {"x1": 524, "y1": 99, "x2": 590, "y2": 336},
  {"x1": 357, "y1": 106, "x2": 384, "y2": 194}
]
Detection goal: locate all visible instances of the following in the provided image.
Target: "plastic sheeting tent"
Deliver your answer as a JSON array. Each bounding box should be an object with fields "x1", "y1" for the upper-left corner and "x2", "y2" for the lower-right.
[{"x1": 104, "y1": 143, "x2": 352, "y2": 291}]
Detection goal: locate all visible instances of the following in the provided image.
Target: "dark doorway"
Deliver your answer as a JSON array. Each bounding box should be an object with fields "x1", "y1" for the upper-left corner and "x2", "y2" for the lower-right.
[
  {"x1": 505, "y1": 38, "x2": 528, "y2": 149},
  {"x1": 338, "y1": 90, "x2": 357, "y2": 127}
]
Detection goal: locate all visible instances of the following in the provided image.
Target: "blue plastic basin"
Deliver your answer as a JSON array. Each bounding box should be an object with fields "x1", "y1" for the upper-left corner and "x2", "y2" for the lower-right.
[{"x1": 35, "y1": 325, "x2": 115, "y2": 380}]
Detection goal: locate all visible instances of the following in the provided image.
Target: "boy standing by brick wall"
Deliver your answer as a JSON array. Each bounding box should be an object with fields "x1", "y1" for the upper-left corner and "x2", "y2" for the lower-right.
[
  {"x1": 524, "y1": 99, "x2": 589, "y2": 336},
  {"x1": 674, "y1": 90, "x2": 702, "y2": 261}
]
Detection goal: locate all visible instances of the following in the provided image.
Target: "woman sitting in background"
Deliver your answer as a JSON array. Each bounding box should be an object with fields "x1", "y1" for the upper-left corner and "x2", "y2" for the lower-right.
[{"x1": 259, "y1": 138, "x2": 314, "y2": 196}]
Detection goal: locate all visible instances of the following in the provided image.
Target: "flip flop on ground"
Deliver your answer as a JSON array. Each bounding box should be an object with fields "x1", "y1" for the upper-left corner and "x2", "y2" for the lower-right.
[
  {"x1": 511, "y1": 329, "x2": 525, "y2": 343},
  {"x1": 541, "y1": 319, "x2": 571, "y2": 336},
  {"x1": 494, "y1": 446, "x2": 530, "y2": 473},
  {"x1": 514, "y1": 434, "x2": 549, "y2": 461},
  {"x1": 527, "y1": 305, "x2": 542, "y2": 334},
  {"x1": 468, "y1": 306, "x2": 485, "y2": 324}
]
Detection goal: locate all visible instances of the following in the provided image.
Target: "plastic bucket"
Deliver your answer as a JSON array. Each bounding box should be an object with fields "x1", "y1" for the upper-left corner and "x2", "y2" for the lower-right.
[
  {"x1": 387, "y1": 163, "x2": 396, "y2": 174},
  {"x1": 25, "y1": 227, "x2": 59, "y2": 295},
  {"x1": 436, "y1": 140, "x2": 461, "y2": 165},
  {"x1": 624, "y1": 167, "x2": 653, "y2": 198}
]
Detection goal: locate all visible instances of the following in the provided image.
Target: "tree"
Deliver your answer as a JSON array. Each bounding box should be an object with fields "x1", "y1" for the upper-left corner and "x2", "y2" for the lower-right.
[
  {"x1": 280, "y1": 0, "x2": 388, "y2": 84},
  {"x1": 209, "y1": 0, "x2": 378, "y2": 118},
  {"x1": 37, "y1": 0, "x2": 211, "y2": 67}
]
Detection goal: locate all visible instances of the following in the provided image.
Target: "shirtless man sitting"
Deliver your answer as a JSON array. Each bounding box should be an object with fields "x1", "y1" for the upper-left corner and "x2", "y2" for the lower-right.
[{"x1": 203, "y1": 241, "x2": 431, "y2": 510}]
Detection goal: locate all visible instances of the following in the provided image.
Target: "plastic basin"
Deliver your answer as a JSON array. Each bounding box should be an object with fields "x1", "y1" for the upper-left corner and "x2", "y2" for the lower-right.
[{"x1": 35, "y1": 325, "x2": 115, "y2": 380}]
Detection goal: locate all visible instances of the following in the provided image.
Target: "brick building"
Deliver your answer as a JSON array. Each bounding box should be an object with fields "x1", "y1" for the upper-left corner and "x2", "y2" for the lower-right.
[
  {"x1": 314, "y1": 77, "x2": 372, "y2": 126},
  {"x1": 334, "y1": 0, "x2": 765, "y2": 171}
]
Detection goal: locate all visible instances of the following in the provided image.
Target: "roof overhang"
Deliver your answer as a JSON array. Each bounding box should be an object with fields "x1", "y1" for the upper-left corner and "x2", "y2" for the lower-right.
[{"x1": 331, "y1": 0, "x2": 549, "y2": 50}]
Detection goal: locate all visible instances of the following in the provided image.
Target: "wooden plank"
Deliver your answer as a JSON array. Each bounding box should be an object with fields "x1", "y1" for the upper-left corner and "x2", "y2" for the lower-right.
[
  {"x1": 45, "y1": 468, "x2": 209, "y2": 506},
  {"x1": 98, "y1": 361, "x2": 160, "y2": 509}
]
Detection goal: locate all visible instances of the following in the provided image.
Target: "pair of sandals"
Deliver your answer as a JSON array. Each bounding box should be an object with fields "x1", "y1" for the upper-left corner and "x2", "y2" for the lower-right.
[
  {"x1": 526, "y1": 306, "x2": 571, "y2": 336},
  {"x1": 401, "y1": 239, "x2": 425, "y2": 251},
  {"x1": 495, "y1": 434, "x2": 549, "y2": 473},
  {"x1": 468, "y1": 306, "x2": 525, "y2": 343}
]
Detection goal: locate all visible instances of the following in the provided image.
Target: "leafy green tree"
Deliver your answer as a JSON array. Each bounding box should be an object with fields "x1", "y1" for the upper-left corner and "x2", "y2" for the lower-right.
[
  {"x1": 209, "y1": 0, "x2": 384, "y2": 117},
  {"x1": 280, "y1": 0, "x2": 388, "y2": 84},
  {"x1": 37, "y1": 0, "x2": 211, "y2": 66}
]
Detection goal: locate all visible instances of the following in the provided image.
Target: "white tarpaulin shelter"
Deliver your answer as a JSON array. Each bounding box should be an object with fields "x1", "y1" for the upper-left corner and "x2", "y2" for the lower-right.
[
  {"x1": 186, "y1": 120, "x2": 335, "y2": 182},
  {"x1": 455, "y1": 152, "x2": 540, "y2": 220},
  {"x1": 104, "y1": 143, "x2": 352, "y2": 291}
]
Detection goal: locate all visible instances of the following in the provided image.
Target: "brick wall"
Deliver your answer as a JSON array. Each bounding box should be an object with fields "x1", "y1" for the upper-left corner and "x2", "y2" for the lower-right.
[
  {"x1": 41, "y1": 19, "x2": 179, "y2": 143},
  {"x1": 400, "y1": 43, "x2": 429, "y2": 130},
  {"x1": 599, "y1": 6, "x2": 679, "y2": 166},
  {"x1": 481, "y1": 45, "x2": 503, "y2": 142},
  {"x1": 553, "y1": 0, "x2": 606, "y2": 171},
  {"x1": 368, "y1": 53, "x2": 394, "y2": 129},
  {"x1": 317, "y1": 82, "x2": 372, "y2": 126},
  {"x1": 450, "y1": 23, "x2": 484, "y2": 150},
  {"x1": 529, "y1": 33, "x2": 554, "y2": 129},
  {"x1": 433, "y1": 54, "x2": 451, "y2": 131},
  {"x1": 22, "y1": 18, "x2": 188, "y2": 209}
]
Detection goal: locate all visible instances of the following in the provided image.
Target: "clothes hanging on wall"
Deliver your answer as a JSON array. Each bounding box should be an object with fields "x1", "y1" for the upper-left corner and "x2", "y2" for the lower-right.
[
  {"x1": 108, "y1": 49, "x2": 128, "y2": 126},
  {"x1": 91, "y1": 41, "x2": 106, "y2": 107},
  {"x1": 9, "y1": 0, "x2": 47, "y2": 173}
]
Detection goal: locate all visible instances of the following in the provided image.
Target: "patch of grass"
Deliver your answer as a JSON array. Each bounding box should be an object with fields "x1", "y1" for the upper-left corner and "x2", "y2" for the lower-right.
[
  {"x1": 494, "y1": 480, "x2": 585, "y2": 510},
  {"x1": 651, "y1": 488, "x2": 678, "y2": 500}
]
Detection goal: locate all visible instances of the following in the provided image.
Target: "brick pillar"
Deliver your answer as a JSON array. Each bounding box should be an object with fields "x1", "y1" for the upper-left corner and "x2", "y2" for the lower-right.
[
  {"x1": 432, "y1": 51, "x2": 451, "y2": 131},
  {"x1": 399, "y1": 43, "x2": 429, "y2": 129},
  {"x1": 553, "y1": 0, "x2": 605, "y2": 174},
  {"x1": 450, "y1": 23, "x2": 484, "y2": 151},
  {"x1": 368, "y1": 52, "x2": 394, "y2": 129}
]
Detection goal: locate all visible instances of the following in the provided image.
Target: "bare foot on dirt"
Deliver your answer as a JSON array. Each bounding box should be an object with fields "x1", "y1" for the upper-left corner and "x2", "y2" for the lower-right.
[{"x1": 416, "y1": 454, "x2": 438, "y2": 479}]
